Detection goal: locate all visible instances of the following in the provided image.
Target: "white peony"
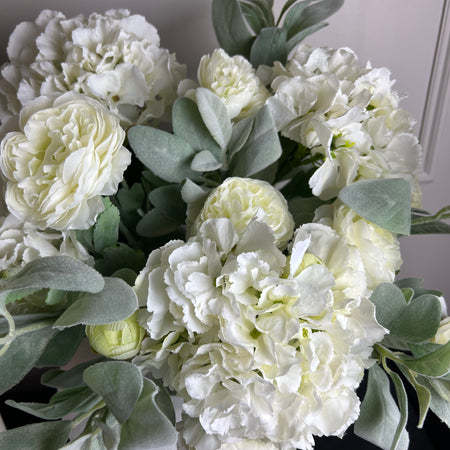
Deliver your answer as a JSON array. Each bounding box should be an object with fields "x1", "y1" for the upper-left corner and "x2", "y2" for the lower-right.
[
  {"x1": 0, "y1": 91, "x2": 130, "y2": 230},
  {"x1": 187, "y1": 49, "x2": 269, "y2": 120},
  {"x1": 314, "y1": 201, "x2": 402, "y2": 290},
  {"x1": 0, "y1": 213, "x2": 92, "y2": 279},
  {"x1": 194, "y1": 177, "x2": 294, "y2": 249},
  {"x1": 0, "y1": 9, "x2": 185, "y2": 130},
  {"x1": 134, "y1": 218, "x2": 386, "y2": 449},
  {"x1": 267, "y1": 44, "x2": 422, "y2": 206}
]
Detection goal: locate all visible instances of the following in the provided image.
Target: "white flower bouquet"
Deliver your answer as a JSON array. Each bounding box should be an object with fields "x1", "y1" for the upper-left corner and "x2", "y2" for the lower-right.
[{"x1": 0, "y1": 1, "x2": 449, "y2": 449}]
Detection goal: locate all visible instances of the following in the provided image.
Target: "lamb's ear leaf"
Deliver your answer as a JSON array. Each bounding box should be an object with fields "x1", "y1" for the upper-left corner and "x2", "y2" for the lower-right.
[
  {"x1": 230, "y1": 105, "x2": 281, "y2": 177},
  {"x1": 119, "y1": 379, "x2": 177, "y2": 449},
  {"x1": 196, "y1": 88, "x2": 232, "y2": 151},
  {"x1": 84, "y1": 361, "x2": 143, "y2": 424},
  {"x1": 0, "y1": 421, "x2": 72, "y2": 450},
  {"x1": 354, "y1": 364, "x2": 409, "y2": 450},
  {"x1": 54, "y1": 277, "x2": 138, "y2": 329},
  {"x1": 127, "y1": 125, "x2": 200, "y2": 183},
  {"x1": 212, "y1": 0, "x2": 254, "y2": 57},
  {"x1": 0, "y1": 326, "x2": 58, "y2": 395},
  {"x1": 338, "y1": 178, "x2": 411, "y2": 235}
]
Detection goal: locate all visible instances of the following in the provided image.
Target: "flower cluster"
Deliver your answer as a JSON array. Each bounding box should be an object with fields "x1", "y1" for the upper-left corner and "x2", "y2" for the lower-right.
[
  {"x1": 267, "y1": 44, "x2": 422, "y2": 205},
  {"x1": 0, "y1": 9, "x2": 185, "y2": 132},
  {"x1": 134, "y1": 187, "x2": 386, "y2": 448},
  {"x1": 0, "y1": 3, "x2": 448, "y2": 450}
]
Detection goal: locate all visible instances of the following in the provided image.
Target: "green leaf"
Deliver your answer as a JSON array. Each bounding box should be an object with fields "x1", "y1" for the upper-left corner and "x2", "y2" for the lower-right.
[
  {"x1": 136, "y1": 209, "x2": 181, "y2": 238},
  {"x1": 395, "y1": 277, "x2": 443, "y2": 299},
  {"x1": 230, "y1": 105, "x2": 282, "y2": 177},
  {"x1": 127, "y1": 125, "x2": 200, "y2": 183},
  {"x1": 371, "y1": 284, "x2": 442, "y2": 343},
  {"x1": 6, "y1": 386, "x2": 100, "y2": 420},
  {"x1": 196, "y1": 88, "x2": 232, "y2": 150},
  {"x1": 282, "y1": 0, "x2": 315, "y2": 36},
  {"x1": 338, "y1": 178, "x2": 411, "y2": 235},
  {"x1": 148, "y1": 184, "x2": 187, "y2": 223},
  {"x1": 411, "y1": 220, "x2": 450, "y2": 234},
  {"x1": 116, "y1": 183, "x2": 145, "y2": 213},
  {"x1": 417, "y1": 375, "x2": 450, "y2": 426},
  {"x1": 119, "y1": 379, "x2": 177, "y2": 449},
  {"x1": 54, "y1": 277, "x2": 138, "y2": 329},
  {"x1": 354, "y1": 364, "x2": 409, "y2": 450},
  {"x1": 0, "y1": 421, "x2": 72, "y2": 450},
  {"x1": 172, "y1": 97, "x2": 223, "y2": 162},
  {"x1": 228, "y1": 115, "x2": 255, "y2": 160},
  {"x1": 381, "y1": 360, "x2": 409, "y2": 449},
  {"x1": 84, "y1": 361, "x2": 143, "y2": 424},
  {"x1": 370, "y1": 283, "x2": 407, "y2": 330},
  {"x1": 191, "y1": 150, "x2": 223, "y2": 172},
  {"x1": 42, "y1": 359, "x2": 105, "y2": 389},
  {"x1": 389, "y1": 295, "x2": 442, "y2": 343},
  {"x1": 396, "y1": 341, "x2": 450, "y2": 377},
  {"x1": 286, "y1": 21, "x2": 327, "y2": 51},
  {"x1": 240, "y1": 2, "x2": 269, "y2": 34},
  {"x1": 95, "y1": 244, "x2": 146, "y2": 277},
  {"x1": 250, "y1": 27, "x2": 287, "y2": 66},
  {"x1": 2, "y1": 256, "x2": 104, "y2": 295},
  {"x1": 93, "y1": 198, "x2": 120, "y2": 253},
  {"x1": 37, "y1": 325, "x2": 86, "y2": 367},
  {"x1": 289, "y1": 0, "x2": 343, "y2": 32},
  {"x1": 212, "y1": 0, "x2": 254, "y2": 57},
  {"x1": 0, "y1": 326, "x2": 57, "y2": 395},
  {"x1": 289, "y1": 196, "x2": 327, "y2": 227},
  {"x1": 241, "y1": 0, "x2": 275, "y2": 29}
]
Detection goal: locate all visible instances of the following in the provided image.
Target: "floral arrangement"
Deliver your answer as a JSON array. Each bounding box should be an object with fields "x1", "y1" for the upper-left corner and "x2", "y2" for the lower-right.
[{"x1": 0, "y1": 1, "x2": 449, "y2": 449}]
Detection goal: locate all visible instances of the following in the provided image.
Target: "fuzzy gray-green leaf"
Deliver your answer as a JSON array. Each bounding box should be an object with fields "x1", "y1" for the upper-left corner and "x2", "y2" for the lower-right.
[
  {"x1": 212, "y1": 0, "x2": 254, "y2": 57},
  {"x1": 250, "y1": 27, "x2": 287, "y2": 66},
  {"x1": 128, "y1": 125, "x2": 200, "y2": 183},
  {"x1": 54, "y1": 277, "x2": 138, "y2": 329},
  {"x1": 196, "y1": 88, "x2": 232, "y2": 150},
  {"x1": 230, "y1": 105, "x2": 281, "y2": 177},
  {"x1": 338, "y1": 178, "x2": 411, "y2": 235},
  {"x1": 84, "y1": 361, "x2": 143, "y2": 424}
]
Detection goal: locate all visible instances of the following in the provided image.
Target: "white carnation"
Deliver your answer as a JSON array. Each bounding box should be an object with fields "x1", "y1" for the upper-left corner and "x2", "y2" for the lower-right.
[
  {"x1": 190, "y1": 49, "x2": 269, "y2": 120},
  {"x1": 134, "y1": 218, "x2": 386, "y2": 449},
  {"x1": 194, "y1": 177, "x2": 294, "y2": 249},
  {"x1": 0, "y1": 91, "x2": 130, "y2": 230},
  {"x1": 0, "y1": 213, "x2": 92, "y2": 278},
  {"x1": 267, "y1": 44, "x2": 422, "y2": 206},
  {"x1": 0, "y1": 9, "x2": 185, "y2": 129}
]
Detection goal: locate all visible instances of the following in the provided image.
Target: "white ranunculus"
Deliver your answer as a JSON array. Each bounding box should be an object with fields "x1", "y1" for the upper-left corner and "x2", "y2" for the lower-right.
[
  {"x1": 267, "y1": 44, "x2": 422, "y2": 206},
  {"x1": 0, "y1": 91, "x2": 130, "y2": 230},
  {"x1": 314, "y1": 201, "x2": 402, "y2": 290},
  {"x1": 0, "y1": 10, "x2": 185, "y2": 129},
  {"x1": 0, "y1": 213, "x2": 92, "y2": 278},
  {"x1": 194, "y1": 49, "x2": 269, "y2": 120},
  {"x1": 134, "y1": 217, "x2": 386, "y2": 449},
  {"x1": 194, "y1": 177, "x2": 294, "y2": 249}
]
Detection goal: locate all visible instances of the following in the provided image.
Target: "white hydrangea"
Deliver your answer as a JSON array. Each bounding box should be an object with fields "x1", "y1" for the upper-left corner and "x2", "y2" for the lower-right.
[
  {"x1": 0, "y1": 91, "x2": 130, "y2": 230},
  {"x1": 267, "y1": 44, "x2": 422, "y2": 206},
  {"x1": 0, "y1": 9, "x2": 185, "y2": 131},
  {"x1": 183, "y1": 49, "x2": 269, "y2": 120},
  {"x1": 0, "y1": 213, "x2": 92, "y2": 279},
  {"x1": 134, "y1": 218, "x2": 386, "y2": 449},
  {"x1": 194, "y1": 177, "x2": 294, "y2": 249},
  {"x1": 314, "y1": 201, "x2": 402, "y2": 290}
]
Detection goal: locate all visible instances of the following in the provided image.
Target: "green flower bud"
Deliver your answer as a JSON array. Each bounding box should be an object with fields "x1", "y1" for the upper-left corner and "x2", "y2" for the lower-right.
[{"x1": 86, "y1": 312, "x2": 145, "y2": 360}]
